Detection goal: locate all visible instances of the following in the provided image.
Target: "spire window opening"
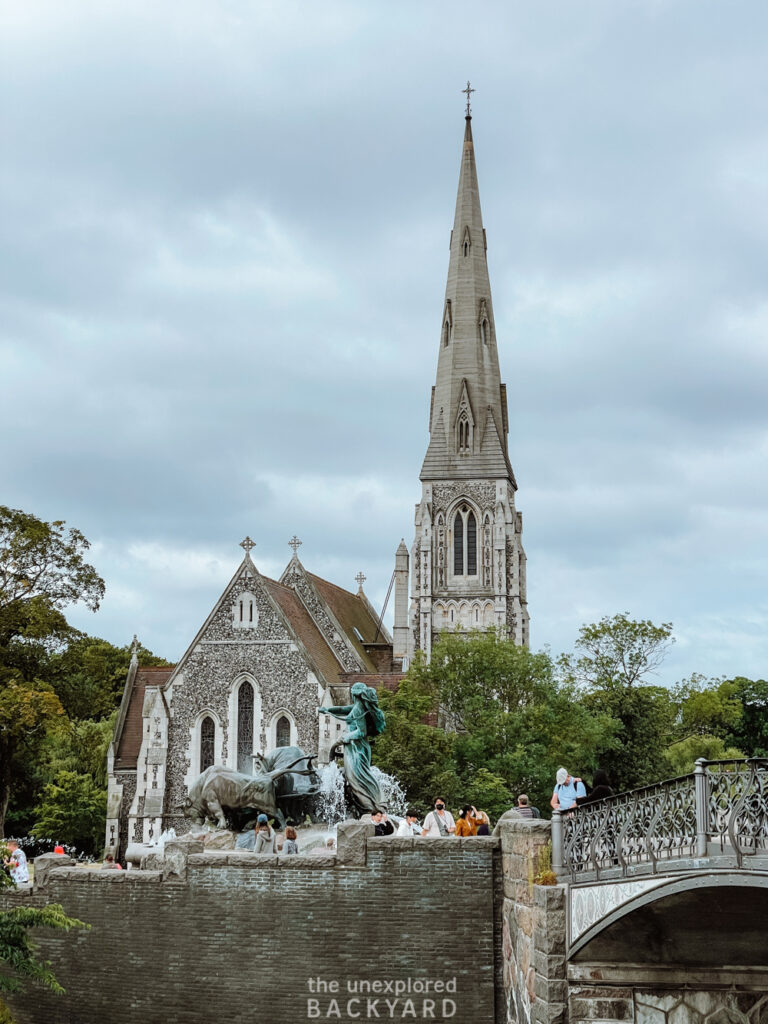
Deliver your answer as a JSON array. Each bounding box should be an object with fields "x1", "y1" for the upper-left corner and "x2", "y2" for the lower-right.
[
  {"x1": 452, "y1": 505, "x2": 479, "y2": 578},
  {"x1": 480, "y1": 318, "x2": 489, "y2": 345},
  {"x1": 463, "y1": 240, "x2": 469, "y2": 257},
  {"x1": 457, "y1": 414, "x2": 470, "y2": 454},
  {"x1": 442, "y1": 321, "x2": 450, "y2": 347}
]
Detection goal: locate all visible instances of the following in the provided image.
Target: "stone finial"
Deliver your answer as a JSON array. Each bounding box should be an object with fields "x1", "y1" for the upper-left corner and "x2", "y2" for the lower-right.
[
  {"x1": 130, "y1": 634, "x2": 139, "y2": 666},
  {"x1": 240, "y1": 536, "x2": 255, "y2": 554},
  {"x1": 289, "y1": 535, "x2": 302, "y2": 556}
]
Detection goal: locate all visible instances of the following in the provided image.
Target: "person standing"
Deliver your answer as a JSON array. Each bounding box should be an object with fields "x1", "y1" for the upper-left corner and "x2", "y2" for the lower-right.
[
  {"x1": 575, "y1": 770, "x2": 614, "y2": 806},
  {"x1": 3, "y1": 840, "x2": 29, "y2": 885},
  {"x1": 516, "y1": 795, "x2": 540, "y2": 819},
  {"x1": 282, "y1": 826, "x2": 299, "y2": 854},
  {"x1": 371, "y1": 811, "x2": 395, "y2": 837},
  {"x1": 550, "y1": 769, "x2": 586, "y2": 811},
  {"x1": 421, "y1": 798, "x2": 456, "y2": 837},
  {"x1": 454, "y1": 805, "x2": 481, "y2": 836}
]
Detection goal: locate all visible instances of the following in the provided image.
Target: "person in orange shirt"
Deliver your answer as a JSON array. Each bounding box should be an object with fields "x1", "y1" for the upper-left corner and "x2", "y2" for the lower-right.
[{"x1": 454, "y1": 804, "x2": 481, "y2": 836}]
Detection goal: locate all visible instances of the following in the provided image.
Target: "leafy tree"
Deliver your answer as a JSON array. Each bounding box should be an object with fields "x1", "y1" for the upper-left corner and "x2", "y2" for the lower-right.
[
  {"x1": 671, "y1": 675, "x2": 743, "y2": 740},
  {"x1": 573, "y1": 613, "x2": 674, "y2": 689},
  {"x1": 0, "y1": 507, "x2": 105, "y2": 838},
  {"x1": 375, "y1": 631, "x2": 616, "y2": 817},
  {"x1": 722, "y1": 677, "x2": 768, "y2": 758},
  {"x1": 664, "y1": 735, "x2": 744, "y2": 777},
  {"x1": 30, "y1": 771, "x2": 107, "y2": 855}
]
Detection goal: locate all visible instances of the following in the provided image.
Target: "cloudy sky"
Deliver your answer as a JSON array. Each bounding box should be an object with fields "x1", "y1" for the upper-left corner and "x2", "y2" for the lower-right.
[{"x1": 2, "y1": 1, "x2": 767, "y2": 686}]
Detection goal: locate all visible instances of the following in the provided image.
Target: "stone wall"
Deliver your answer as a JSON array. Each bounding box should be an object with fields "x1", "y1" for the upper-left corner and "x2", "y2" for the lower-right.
[{"x1": 1, "y1": 827, "x2": 503, "y2": 1024}]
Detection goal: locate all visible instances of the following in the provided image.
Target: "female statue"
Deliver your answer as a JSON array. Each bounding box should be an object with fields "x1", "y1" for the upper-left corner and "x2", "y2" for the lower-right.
[{"x1": 319, "y1": 682, "x2": 387, "y2": 814}]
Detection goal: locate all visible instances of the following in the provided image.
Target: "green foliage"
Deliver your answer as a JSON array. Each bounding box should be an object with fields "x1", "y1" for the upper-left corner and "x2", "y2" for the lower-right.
[
  {"x1": 375, "y1": 630, "x2": 616, "y2": 817},
  {"x1": 664, "y1": 735, "x2": 745, "y2": 777},
  {"x1": 0, "y1": 903, "x2": 89, "y2": 995},
  {"x1": 573, "y1": 613, "x2": 674, "y2": 689},
  {"x1": 671, "y1": 675, "x2": 743, "y2": 739},
  {"x1": 49, "y1": 635, "x2": 170, "y2": 721},
  {"x1": 721, "y1": 677, "x2": 768, "y2": 757},
  {"x1": 31, "y1": 771, "x2": 108, "y2": 854}
]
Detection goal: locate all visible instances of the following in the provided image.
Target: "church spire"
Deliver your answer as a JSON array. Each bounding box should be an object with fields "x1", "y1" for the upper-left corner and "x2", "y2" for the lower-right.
[{"x1": 420, "y1": 101, "x2": 514, "y2": 485}]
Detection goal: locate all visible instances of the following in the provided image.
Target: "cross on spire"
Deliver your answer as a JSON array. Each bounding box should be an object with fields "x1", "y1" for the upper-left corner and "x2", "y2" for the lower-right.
[
  {"x1": 463, "y1": 80, "x2": 475, "y2": 117},
  {"x1": 355, "y1": 572, "x2": 366, "y2": 589},
  {"x1": 240, "y1": 536, "x2": 255, "y2": 554},
  {"x1": 289, "y1": 535, "x2": 302, "y2": 556}
]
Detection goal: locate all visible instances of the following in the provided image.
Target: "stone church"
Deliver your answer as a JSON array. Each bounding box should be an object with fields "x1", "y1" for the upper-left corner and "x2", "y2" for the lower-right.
[{"x1": 106, "y1": 105, "x2": 528, "y2": 855}]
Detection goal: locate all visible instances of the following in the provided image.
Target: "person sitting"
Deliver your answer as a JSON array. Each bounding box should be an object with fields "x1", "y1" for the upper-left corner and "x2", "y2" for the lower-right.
[
  {"x1": 283, "y1": 826, "x2": 299, "y2": 854},
  {"x1": 102, "y1": 853, "x2": 122, "y2": 870},
  {"x1": 253, "y1": 814, "x2": 276, "y2": 854},
  {"x1": 575, "y1": 769, "x2": 614, "y2": 806},
  {"x1": 396, "y1": 810, "x2": 421, "y2": 837},
  {"x1": 3, "y1": 840, "x2": 29, "y2": 885},
  {"x1": 550, "y1": 768, "x2": 586, "y2": 811},
  {"x1": 454, "y1": 805, "x2": 481, "y2": 836},
  {"x1": 516, "y1": 794, "x2": 540, "y2": 819},
  {"x1": 371, "y1": 811, "x2": 394, "y2": 837}
]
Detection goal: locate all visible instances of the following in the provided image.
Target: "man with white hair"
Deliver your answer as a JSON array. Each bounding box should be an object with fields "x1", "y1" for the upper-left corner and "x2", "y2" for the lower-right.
[{"x1": 550, "y1": 768, "x2": 586, "y2": 811}]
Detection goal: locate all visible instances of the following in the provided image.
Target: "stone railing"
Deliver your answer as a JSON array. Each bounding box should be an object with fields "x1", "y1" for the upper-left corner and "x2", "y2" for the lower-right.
[{"x1": 552, "y1": 758, "x2": 768, "y2": 882}]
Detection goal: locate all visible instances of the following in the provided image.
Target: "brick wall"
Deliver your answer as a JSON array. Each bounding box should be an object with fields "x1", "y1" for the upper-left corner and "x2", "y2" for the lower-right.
[{"x1": 1, "y1": 827, "x2": 502, "y2": 1024}]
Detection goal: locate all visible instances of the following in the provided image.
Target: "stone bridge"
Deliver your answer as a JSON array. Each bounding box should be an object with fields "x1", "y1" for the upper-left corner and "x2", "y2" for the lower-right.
[{"x1": 551, "y1": 758, "x2": 768, "y2": 1017}]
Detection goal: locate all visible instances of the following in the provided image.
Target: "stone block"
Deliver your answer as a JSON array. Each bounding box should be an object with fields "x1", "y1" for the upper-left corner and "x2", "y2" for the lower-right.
[
  {"x1": 336, "y1": 820, "x2": 373, "y2": 866},
  {"x1": 124, "y1": 870, "x2": 162, "y2": 883},
  {"x1": 534, "y1": 951, "x2": 566, "y2": 979},
  {"x1": 163, "y1": 838, "x2": 204, "y2": 880},
  {"x1": 515, "y1": 904, "x2": 534, "y2": 937},
  {"x1": 534, "y1": 921, "x2": 567, "y2": 956},
  {"x1": 187, "y1": 851, "x2": 235, "y2": 868},
  {"x1": 458, "y1": 835, "x2": 499, "y2": 850},
  {"x1": 570, "y1": 991, "x2": 633, "y2": 1021},
  {"x1": 536, "y1": 975, "x2": 568, "y2": 1003},
  {"x1": 33, "y1": 854, "x2": 75, "y2": 891},
  {"x1": 535, "y1": 885, "x2": 565, "y2": 910},
  {"x1": 140, "y1": 852, "x2": 165, "y2": 871},
  {"x1": 202, "y1": 829, "x2": 236, "y2": 850}
]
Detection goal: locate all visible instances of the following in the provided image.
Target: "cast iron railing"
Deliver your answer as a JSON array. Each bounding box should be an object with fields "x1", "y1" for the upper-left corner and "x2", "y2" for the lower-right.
[{"x1": 552, "y1": 758, "x2": 768, "y2": 881}]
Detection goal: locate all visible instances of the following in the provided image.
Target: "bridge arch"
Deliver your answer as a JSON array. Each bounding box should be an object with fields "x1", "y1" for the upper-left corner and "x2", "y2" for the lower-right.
[{"x1": 570, "y1": 872, "x2": 768, "y2": 964}]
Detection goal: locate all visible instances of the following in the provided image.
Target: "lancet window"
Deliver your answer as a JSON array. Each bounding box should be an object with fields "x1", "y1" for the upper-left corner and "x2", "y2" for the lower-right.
[
  {"x1": 200, "y1": 715, "x2": 215, "y2": 773},
  {"x1": 452, "y1": 505, "x2": 478, "y2": 577},
  {"x1": 276, "y1": 715, "x2": 291, "y2": 748},
  {"x1": 237, "y1": 681, "x2": 254, "y2": 773}
]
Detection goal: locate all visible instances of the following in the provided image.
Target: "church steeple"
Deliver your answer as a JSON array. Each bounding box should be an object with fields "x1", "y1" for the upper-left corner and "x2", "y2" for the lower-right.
[
  {"x1": 421, "y1": 110, "x2": 514, "y2": 484},
  {"x1": 407, "y1": 95, "x2": 529, "y2": 659}
]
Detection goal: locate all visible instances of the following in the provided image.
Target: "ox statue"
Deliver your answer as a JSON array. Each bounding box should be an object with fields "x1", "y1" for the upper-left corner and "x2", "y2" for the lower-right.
[{"x1": 182, "y1": 753, "x2": 317, "y2": 830}]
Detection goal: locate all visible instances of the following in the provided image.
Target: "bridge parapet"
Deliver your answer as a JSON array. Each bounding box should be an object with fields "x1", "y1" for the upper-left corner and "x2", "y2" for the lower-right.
[{"x1": 552, "y1": 757, "x2": 768, "y2": 883}]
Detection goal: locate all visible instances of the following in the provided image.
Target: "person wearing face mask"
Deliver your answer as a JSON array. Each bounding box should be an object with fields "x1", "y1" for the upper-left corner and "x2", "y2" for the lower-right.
[{"x1": 421, "y1": 797, "x2": 457, "y2": 837}]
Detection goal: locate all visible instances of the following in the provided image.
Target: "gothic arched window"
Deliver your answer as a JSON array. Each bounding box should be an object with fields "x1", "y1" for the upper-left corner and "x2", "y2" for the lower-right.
[
  {"x1": 457, "y1": 414, "x2": 471, "y2": 454},
  {"x1": 467, "y1": 512, "x2": 477, "y2": 575},
  {"x1": 453, "y1": 512, "x2": 464, "y2": 574},
  {"x1": 453, "y1": 505, "x2": 479, "y2": 577},
  {"x1": 276, "y1": 715, "x2": 291, "y2": 748},
  {"x1": 200, "y1": 715, "x2": 215, "y2": 773},
  {"x1": 442, "y1": 320, "x2": 450, "y2": 347},
  {"x1": 237, "y1": 682, "x2": 254, "y2": 773}
]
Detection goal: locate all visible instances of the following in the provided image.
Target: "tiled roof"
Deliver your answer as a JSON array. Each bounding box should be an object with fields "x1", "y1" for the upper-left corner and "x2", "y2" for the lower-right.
[
  {"x1": 307, "y1": 574, "x2": 383, "y2": 671},
  {"x1": 115, "y1": 666, "x2": 174, "y2": 770},
  {"x1": 262, "y1": 577, "x2": 346, "y2": 685}
]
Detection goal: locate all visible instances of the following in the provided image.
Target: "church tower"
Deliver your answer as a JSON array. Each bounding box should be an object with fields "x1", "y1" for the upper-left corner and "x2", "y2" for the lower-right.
[{"x1": 395, "y1": 97, "x2": 529, "y2": 662}]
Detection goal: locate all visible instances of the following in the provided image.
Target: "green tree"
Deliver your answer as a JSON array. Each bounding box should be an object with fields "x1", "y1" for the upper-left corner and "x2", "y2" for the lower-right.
[
  {"x1": 375, "y1": 631, "x2": 616, "y2": 817},
  {"x1": 664, "y1": 735, "x2": 745, "y2": 777},
  {"x1": 671, "y1": 675, "x2": 743, "y2": 740},
  {"x1": 0, "y1": 507, "x2": 105, "y2": 838},
  {"x1": 566, "y1": 615, "x2": 678, "y2": 791},
  {"x1": 30, "y1": 771, "x2": 107, "y2": 854},
  {"x1": 722, "y1": 677, "x2": 768, "y2": 757}
]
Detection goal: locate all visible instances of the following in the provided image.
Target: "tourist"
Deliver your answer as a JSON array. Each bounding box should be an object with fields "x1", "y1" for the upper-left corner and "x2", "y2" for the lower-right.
[
  {"x1": 516, "y1": 795, "x2": 540, "y2": 819},
  {"x1": 253, "y1": 814, "x2": 277, "y2": 854},
  {"x1": 102, "y1": 854, "x2": 122, "y2": 870},
  {"x1": 454, "y1": 805, "x2": 481, "y2": 836},
  {"x1": 371, "y1": 811, "x2": 394, "y2": 837},
  {"x1": 575, "y1": 770, "x2": 614, "y2": 807},
  {"x1": 396, "y1": 810, "x2": 422, "y2": 837},
  {"x1": 474, "y1": 810, "x2": 491, "y2": 836},
  {"x1": 235, "y1": 826, "x2": 256, "y2": 851},
  {"x1": 3, "y1": 840, "x2": 29, "y2": 886},
  {"x1": 283, "y1": 826, "x2": 299, "y2": 854},
  {"x1": 421, "y1": 798, "x2": 456, "y2": 837},
  {"x1": 54, "y1": 844, "x2": 65, "y2": 855},
  {"x1": 550, "y1": 769, "x2": 586, "y2": 811}
]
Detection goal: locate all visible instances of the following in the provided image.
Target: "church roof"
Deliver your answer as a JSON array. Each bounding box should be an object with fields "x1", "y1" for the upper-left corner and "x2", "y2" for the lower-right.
[
  {"x1": 114, "y1": 666, "x2": 174, "y2": 771},
  {"x1": 261, "y1": 576, "x2": 347, "y2": 685},
  {"x1": 308, "y1": 573, "x2": 385, "y2": 670}
]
